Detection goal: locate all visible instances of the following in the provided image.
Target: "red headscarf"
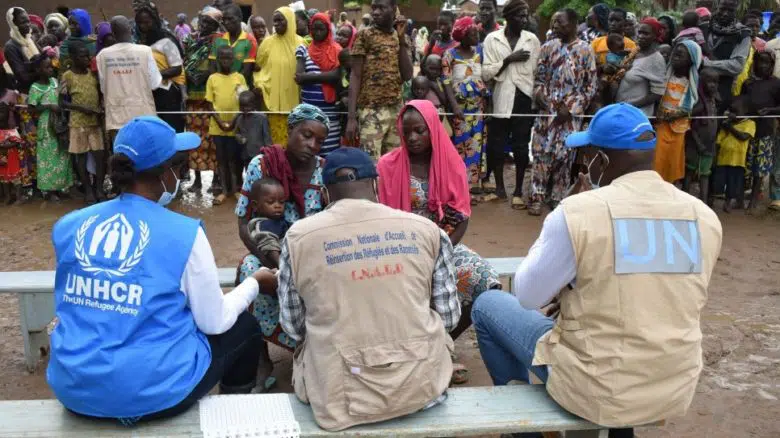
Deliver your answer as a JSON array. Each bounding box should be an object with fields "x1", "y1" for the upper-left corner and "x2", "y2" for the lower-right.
[
  {"x1": 308, "y1": 12, "x2": 342, "y2": 104},
  {"x1": 258, "y1": 145, "x2": 306, "y2": 217},
  {"x1": 29, "y1": 15, "x2": 45, "y2": 34},
  {"x1": 641, "y1": 17, "x2": 665, "y2": 43},
  {"x1": 452, "y1": 16, "x2": 477, "y2": 42},
  {"x1": 377, "y1": 100, "x2": 472, "y2": 221}
]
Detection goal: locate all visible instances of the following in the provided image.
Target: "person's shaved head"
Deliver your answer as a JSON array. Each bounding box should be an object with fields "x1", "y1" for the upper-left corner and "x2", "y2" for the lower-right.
[{"x1": 110, "y1": 15, "x2": 132, "y2": 42}]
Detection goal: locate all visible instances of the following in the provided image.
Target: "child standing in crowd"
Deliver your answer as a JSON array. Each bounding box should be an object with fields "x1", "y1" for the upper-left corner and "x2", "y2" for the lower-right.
[
  {"x1": 655, "y1": 41, "x2": 702, "y2": 184},
  {"x1": 59, "y1": 41, "x2": 105, "y2": 205},
  {"x1": 684, "y1": 67, "x2": 719, "y2": 203},
  {"x1": 658, "y1": 44, "x2": 672, "y2": 64},
  {"x1": 674, "y1": 11, "x2": 710, "y2": 57},
  {"x1": 0, "y1": 68, "x2": 23, "y2": 204},
  {"x1": 231, "y1": 90, "x2": 272, "y2": 168},
  {"x1": 422, "y1": 54, "x2": 458, "y2": 116},
  {"x1": 244, "y1": 177, "x2": 289, "y2": 269},
  {"x1": 715, "y1": 98, "x2": 755, "y2": 212},
  {"x1": 28, "y1": 54, "x2": 73, "y2": 202},
  {"x1": 0, "y1": 103, "x2": 24, "y2": 204},
  {"x1": 206, "y1": 46, "x2": 248, "y2": 206},
  {"x1": 740, "y1": 51, "x2": 780, "y2": 211}
]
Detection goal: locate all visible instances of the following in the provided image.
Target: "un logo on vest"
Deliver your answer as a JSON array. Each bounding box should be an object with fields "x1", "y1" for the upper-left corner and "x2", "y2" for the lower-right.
[{"x1": 75, "y1": 214, "x2": 150, "y2": 277}]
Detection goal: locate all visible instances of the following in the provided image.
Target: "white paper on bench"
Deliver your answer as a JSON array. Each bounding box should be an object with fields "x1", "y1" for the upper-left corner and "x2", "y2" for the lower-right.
[{"x1": 199, "y1": 394, "x2": 301, "y2": 438}]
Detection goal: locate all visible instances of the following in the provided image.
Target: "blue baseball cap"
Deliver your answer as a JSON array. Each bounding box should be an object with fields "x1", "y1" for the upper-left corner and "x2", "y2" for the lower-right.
[
  {"x1": 322, "y1": 147, "x2": 378, "y2": 185},
  {"x1": 113, "y1": 116, "x2": 201, "y2": 171},
  {"x1": 565, "y1": 103, "x2": 656, "y2": 150}
]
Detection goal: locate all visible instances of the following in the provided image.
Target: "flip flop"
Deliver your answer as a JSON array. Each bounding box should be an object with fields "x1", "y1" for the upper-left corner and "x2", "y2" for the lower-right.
[
  {"x1": 213, "y1": 194, "x2": 227, "y2": 206},
  {"x1": 511, "y1": 196, "x2": 527, "y2": 210},
  {"x1": 482, "y1": 181, "x2": 496, "y2": 193},
  {"x1": 451, "y1": 363, "x2": 470, "y2": 385}
]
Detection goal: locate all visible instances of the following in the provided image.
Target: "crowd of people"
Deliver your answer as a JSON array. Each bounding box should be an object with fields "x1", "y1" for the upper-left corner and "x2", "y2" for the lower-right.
[{"x1": 7, "y1": 0, "x2": 738, "y2": 436}]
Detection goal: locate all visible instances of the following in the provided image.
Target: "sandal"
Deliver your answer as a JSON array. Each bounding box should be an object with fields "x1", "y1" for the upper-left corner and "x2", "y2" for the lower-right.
[
  {"x1": 482, "y1": 180, "x2": 496, "y2": 193},
  {"x1": 451, "y1": 363, "x2": 470, "y2": 385},
  {"x1": 213, "y1": 193, "x2": 227, "y2": 206},
  {"x1": 482, "y1": 193, "x2": 502, "y2": 202},
  {"x1": 511, "y1": 196, "x2": 527, "y2": 210},
  {"x1": 528, "y1": 201, "x2": 543, "y2": 216}
]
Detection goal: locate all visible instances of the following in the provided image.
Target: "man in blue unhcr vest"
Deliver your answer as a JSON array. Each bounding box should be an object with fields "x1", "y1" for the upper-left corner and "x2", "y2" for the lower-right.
[{"x1": 48, "y1": 116, "x2": 278, "y2": 424}]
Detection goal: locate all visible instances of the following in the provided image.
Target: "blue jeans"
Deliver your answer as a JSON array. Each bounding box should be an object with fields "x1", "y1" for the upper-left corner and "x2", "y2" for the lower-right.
[
  {"x1": 472, "y1": 291, "x2": 635, "y2": 438},
  {"x1": 472, "y1": 290, "x2": 554, "y2": 385}
]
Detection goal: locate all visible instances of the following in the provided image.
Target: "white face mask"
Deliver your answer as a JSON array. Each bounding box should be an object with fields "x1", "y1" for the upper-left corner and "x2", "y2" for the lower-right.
[
  {"x1": 158, "y1": 168, "x2": 180, "y2": 206},
  {"x1": 564, "y1": 150, "x2": 609, "y2": 198}
]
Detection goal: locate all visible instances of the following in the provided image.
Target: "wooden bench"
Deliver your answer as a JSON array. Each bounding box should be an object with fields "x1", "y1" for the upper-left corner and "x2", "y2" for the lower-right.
[
  {"x1": 0, "y1": 385, "x2": 651, "y2": 437},
  {"x1": 0, "y1": 257, "x2": 524, "y2": 372}
]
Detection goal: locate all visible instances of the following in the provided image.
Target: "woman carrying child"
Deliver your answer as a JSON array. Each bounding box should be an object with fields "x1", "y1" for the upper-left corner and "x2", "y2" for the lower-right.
[
  {"x1": 234, "y1": 103, "x2": 330, "y2": 387},
  {"x1": 614, "y1": 18, "x2": 665, "y2": 117},
  {"x1": 28, "y1": 53, "x2": 72, "y2": 201},
  {"x1": 294, "y1": 12, "x2": 343, "y2": 156},
  {"x1": 442, "y1": 16, "x2": 487, "y2": 197},
  {"x1": 655, "y1": 40, "x2": 702, "y2": 184},
  {"x1": 136, "y1": 1, "x2": 186, "y2": 133}
]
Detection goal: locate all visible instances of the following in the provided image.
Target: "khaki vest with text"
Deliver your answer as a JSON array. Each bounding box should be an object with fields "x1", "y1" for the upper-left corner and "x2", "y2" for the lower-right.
[
  {"x1": 97, "y1": 43, "x2": 157, "y2": 130},
  {"x1": 534, "y1": 171, "x2": 723, "y2": 427},
  {"x1": 286, "y1": 199, "x2": 454, "y2": 431}
]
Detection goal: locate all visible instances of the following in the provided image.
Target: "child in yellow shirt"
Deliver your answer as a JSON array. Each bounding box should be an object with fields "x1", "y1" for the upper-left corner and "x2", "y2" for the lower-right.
[
  {"x1": 206, "y1": 46, "x2": 248, "y2": 205},
  {"x1": 715, "y1": 98, "x2": 755, "y2": 212}
]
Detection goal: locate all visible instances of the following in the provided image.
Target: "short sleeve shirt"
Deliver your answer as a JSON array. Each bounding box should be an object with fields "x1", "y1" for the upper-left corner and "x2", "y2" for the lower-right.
[
  {"x1": 60, "y1": 70, "x2": 100, "y2": 128},
  {"x1": 209, "y1": 31, "x2": 257, "y2": 73},
  {"x1": 351, "y1": 27, "x2": 403, "y2": 107},
  {"x1": 205, "y1": 72, "x2": 247, "y2": 136}
]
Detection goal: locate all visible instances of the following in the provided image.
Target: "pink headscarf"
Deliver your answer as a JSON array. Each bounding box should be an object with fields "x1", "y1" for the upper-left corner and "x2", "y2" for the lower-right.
[
  {"x1": 452, "y1": 16, "x2": 477, "y2": 42},
  {"x1": 696, "y1": 7, "x2": 711, "y2": 19},
  {"x1": 377, "y1": 100, "x2": 472, "y2": 220}
]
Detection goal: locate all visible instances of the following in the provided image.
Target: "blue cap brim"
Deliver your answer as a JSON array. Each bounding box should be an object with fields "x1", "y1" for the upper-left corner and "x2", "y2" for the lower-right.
[
  {"x1": 565, "y1": 131, "x2": 591, "y2": 148},
  {"x1": 174, "y1": 132, "x2": 202, "y2": 152}
]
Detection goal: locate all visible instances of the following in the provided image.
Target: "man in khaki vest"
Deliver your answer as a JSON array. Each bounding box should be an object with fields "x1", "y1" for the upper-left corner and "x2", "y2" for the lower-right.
[
  {"x1": 277, "y1": 148, "x2": 460, "y2": 431},
  {"x1": 472, "y1": 104, "x2": 723, "y2": 438},
  {"x1": 96, "y1": 16, "x2": 161, "y2": 145}
]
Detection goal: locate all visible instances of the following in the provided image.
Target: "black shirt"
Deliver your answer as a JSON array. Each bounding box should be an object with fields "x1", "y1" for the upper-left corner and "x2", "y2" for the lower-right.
[
  {"x1": 741, "y1": 77, "x2": 780, "y2": 138},
  {"x1": 3, "y1": 39, "x2": 35, "y2": 93}
]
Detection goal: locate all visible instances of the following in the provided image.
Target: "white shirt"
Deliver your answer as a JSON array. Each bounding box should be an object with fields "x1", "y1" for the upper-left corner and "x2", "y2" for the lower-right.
[
  {"x1": 180, "y1": 228, "x2": 259, "y2": 335},
  {"x1": 150, "y1": 38, "x2": 183, "y2": 91},
  {"x1": 96, "y1": 42, "x2": 163, "y2": 94},
  {"x1": 512, "y1": 207, "x2": 577, "y2": 309},
  {"x1": 482, "y1": 28, "x2": 541, "y2": 119}
]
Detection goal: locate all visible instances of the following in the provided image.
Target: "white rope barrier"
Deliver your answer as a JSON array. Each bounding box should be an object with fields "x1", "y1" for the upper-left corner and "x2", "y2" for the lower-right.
[{"x1": 12, "y1": 105, "x2": 780, "y2": 120}]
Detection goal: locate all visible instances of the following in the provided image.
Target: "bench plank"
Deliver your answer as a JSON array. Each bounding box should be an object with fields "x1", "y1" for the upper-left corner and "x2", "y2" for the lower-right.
[{"x1": 0, "y1": 386, "x2": 605, "y2": 437}]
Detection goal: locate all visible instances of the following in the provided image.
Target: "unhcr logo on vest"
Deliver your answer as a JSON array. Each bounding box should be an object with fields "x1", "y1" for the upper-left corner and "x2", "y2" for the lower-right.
[
  {"x1": 64, "y1": 214, "x2": 150, "y2": 316},
  {"x1": 75, "y1": 214, "x2": 150, "y2": 277}
]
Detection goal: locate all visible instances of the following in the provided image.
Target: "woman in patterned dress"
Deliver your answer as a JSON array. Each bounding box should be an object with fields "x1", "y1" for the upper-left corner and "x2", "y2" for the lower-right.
[
  {"x1": 28, "y1": 54, "x2": 72, "y2": 200},
  {"x1": 442, "y1": 16, "x2": 488, "y2": 198},
  {"x1": 183, "y1": 8, "x2": 221, "y2": 193},
  {"x1": 234, "y1": 103, "x2": 330, "y2": 389},
  {"x1": 377, "y1": 99, "x2": 501, "y2": 383}
]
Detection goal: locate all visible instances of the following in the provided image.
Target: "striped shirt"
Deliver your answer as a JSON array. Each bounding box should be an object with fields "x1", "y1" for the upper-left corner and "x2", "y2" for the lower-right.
[{"x1": 295, "y1": 45, "x2": 341, "y2": 156}]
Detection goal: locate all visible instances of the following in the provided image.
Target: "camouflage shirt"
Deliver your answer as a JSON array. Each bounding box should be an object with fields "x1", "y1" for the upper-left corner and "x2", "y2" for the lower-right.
[{"x1": 351, "y1": 27, "x2": 405, "y2": 107}]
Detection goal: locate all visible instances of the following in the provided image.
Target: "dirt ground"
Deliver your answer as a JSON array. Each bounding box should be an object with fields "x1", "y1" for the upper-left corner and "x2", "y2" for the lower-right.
[{"x1": 0, "y1": 169, "x2": 778, "y2": 437}]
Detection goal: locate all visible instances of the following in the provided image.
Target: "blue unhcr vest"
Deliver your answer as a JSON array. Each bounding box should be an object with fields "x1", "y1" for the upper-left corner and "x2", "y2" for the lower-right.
[{"x1": 47, "y1": 194, "x2": 211, "y2": 418}]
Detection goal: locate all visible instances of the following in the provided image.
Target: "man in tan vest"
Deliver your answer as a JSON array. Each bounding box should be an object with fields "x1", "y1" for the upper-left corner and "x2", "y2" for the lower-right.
[
  {"x1": 472, "y1": 104, "x2": 723, "y2": 438},
  {"x1": 277, "y1": 147, "x2": 460, "y2": 431},
  {"x1": 96, "y1": 16, "x2": 161, "y2": 146}
]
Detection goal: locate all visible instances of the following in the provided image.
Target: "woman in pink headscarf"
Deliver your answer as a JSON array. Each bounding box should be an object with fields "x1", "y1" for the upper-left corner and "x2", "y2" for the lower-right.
[{"x1": 378, "y1": 100, "x2": 501, "y2": 384}]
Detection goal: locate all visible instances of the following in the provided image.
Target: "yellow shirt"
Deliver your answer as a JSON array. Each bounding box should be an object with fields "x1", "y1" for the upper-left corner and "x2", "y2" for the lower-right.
[
  {"x1": 716, "y1": 119, "x2": 756, "y2": 167},
  {"x1": 205, "y1": 72, "x2": 247, "y2": 136},
  {"x1": 591, "y1": 36, "x2": 636, "y2": 66}
]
